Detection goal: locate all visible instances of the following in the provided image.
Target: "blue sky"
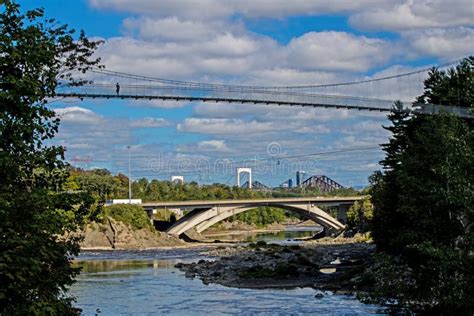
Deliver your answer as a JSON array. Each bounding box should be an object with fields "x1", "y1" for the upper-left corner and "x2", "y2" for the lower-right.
[{"x1": 22, "y1": 0, "x2": 474, "y2": 187}]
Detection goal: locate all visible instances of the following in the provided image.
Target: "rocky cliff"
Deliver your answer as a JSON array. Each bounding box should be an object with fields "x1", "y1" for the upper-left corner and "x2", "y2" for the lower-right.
[{"x1": 79, "y1": 217, "x2": 184, "y2": 249}]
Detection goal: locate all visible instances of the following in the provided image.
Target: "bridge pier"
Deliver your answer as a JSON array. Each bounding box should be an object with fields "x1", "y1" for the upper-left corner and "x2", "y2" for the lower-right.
[{"x1": 337, "y1": 204, "x2": 351, "y2": 224}]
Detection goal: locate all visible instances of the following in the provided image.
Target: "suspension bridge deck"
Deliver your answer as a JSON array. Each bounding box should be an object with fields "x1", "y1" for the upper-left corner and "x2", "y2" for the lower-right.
[{"x1": 55, "y1": 59, "x2": 473, "y2": 118}]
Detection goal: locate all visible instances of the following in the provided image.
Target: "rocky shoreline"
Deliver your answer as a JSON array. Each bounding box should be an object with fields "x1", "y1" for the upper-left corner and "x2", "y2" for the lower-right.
[{"x1": 176, "y1": 237, "x2": 374, "y2": 294}]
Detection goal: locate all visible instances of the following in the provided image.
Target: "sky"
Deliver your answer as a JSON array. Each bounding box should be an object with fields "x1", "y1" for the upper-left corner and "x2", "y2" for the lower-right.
[{"x1": 21, "y1": 0, "x2": 474, "y2": 187}]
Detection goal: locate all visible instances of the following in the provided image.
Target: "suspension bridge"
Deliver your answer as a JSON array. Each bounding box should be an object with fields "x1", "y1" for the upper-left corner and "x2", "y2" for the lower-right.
[{"x1": 56, "y1": 58, "x2": 472, "y2": 118}]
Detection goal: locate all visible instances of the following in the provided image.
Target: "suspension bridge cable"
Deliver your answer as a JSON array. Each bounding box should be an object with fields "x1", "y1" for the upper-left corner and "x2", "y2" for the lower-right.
[{"x1": 84, "y1": 57, "x2": 466, "y2": 90}]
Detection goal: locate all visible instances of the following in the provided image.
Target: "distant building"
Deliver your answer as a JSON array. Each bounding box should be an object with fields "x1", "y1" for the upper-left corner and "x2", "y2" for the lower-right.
[
  {"x1": 171, "y1": 175, "x2": 184, "y2": 183},
  {"x1": 296, "y1": 171, "x2": 306, "y2": 187},
  {"x1": 279, "y1": 178, "x2": 293, "y2": 189},
  {"x1": 106, "y1": 199, "x2": 142, "y2": 205}
]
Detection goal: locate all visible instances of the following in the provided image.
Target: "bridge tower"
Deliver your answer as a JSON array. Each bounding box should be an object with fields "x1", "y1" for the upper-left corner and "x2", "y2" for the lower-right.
[{"x1": 236, "y1": 168, "x2": 252, "y2": 188}]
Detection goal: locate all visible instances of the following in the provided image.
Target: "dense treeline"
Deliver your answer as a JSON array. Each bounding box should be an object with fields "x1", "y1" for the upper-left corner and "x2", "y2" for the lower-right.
[
  {"x1": 233, "y1": 207, "x2": 292, "y2": 227},
  {"x1": 67, "y1": 167, "x2": 361, "y2": 203},
  {"x1": 66, "y1": 167, "x2": 267, "y2": 202},
  {"x1": 67, "y1": 168, "x2": 362, "y2": 226},
  {"x1": 368, "y1": 57, "x2": 474, "y2": 314}
]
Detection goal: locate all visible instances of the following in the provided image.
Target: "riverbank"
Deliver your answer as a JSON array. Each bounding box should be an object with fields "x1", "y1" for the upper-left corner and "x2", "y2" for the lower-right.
[
  {"x1": 176, "y1": 235, "x2": 374, "y2": 295},
  {"x1": 79, "y1": 218, "x2": 325, "y2": 250},
  {"x1": 79, "y1": 218, "x2": 184, "y2": 250}
]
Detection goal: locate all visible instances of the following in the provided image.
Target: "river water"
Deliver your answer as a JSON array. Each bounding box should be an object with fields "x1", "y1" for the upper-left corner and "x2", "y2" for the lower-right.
[
  {"x1": 203, "y1": 226, "x2": 324, "y2": 244},
  {"x1": 72, "y1": 229, "x2": 386, "y2": 315}
]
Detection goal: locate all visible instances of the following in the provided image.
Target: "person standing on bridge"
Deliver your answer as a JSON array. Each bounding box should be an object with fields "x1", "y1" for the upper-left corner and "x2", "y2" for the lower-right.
[{"x1": 116, "y1": 82, "x2": 120, "y2": 96}]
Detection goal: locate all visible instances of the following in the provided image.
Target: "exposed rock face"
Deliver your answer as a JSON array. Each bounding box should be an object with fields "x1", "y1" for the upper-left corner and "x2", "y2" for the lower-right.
[{"x1": 79, "y1": 217, "x2": 184, "y2": 249}]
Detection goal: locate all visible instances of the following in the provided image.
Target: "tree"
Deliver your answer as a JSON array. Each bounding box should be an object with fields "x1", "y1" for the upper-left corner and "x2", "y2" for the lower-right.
[
  {"x1": 416, "y1": 57, "x2": 474, "y2": 108},
  {"x1": 76, "y1": 172, "x2": 120, "y2": 202},
  {"x1": 347, "y1": 197, "x2": 373, "y2": 232},
  {"x1": 369, "y1": 57, "x2": 474, "y2": 313},
  {"x1": 0, "y1": 1, "x2": 101, "y2": 314}
]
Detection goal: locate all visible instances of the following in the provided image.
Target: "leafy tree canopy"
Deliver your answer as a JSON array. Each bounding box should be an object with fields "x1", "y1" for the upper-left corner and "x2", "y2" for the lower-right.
[
  {"x1": 0, "y1": 1, "x2": 101, "y2": 314},
  {"x1": 369, "y1": 57, "x2": 474, "y2": 313}
]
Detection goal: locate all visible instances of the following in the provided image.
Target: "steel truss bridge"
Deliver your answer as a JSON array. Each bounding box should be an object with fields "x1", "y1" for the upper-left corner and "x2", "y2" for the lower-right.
[
  {"x1": 302, "y1": 175, "x2": 344, "y2": 193},
  {"x1": 56, "y1": 59, "x2": 472, "y2": 118}
]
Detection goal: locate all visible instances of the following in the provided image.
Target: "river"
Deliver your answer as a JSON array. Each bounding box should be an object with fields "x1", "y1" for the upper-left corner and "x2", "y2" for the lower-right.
[
  {"x1": 71, "y1": 229, "x2": 386, "y2": 315},
  {"x1": 203, "y1": 225, "x2": 323, "y2": 244}
]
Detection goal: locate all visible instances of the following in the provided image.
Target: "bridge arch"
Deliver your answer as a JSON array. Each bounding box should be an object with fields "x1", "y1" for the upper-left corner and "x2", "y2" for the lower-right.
[{"x1": 166, "y1": 203, "x2": 345, "y2": 236}]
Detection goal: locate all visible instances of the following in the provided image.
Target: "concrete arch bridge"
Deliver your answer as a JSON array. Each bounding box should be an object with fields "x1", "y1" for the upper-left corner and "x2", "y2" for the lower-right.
[{"x1": 141, "y1": 197, "x2": 364, "y2": 237}]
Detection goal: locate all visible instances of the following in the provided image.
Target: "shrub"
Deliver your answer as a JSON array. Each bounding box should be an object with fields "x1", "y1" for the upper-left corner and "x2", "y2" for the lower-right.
[{"x1": 103, "y1": 204, "x2": 152, "y2": 230}]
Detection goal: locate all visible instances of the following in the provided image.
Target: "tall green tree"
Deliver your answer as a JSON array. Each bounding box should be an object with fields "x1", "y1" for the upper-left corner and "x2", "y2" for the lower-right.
[
  {"x1": 370, "y1": 57, "x2": 474, "y2": 313},
  {"x1": 416, "y1": 57, "x2": 474, "y2": 107},
  {"x1": 0, "y1": 1, "x2": 101, "y2": 314}
]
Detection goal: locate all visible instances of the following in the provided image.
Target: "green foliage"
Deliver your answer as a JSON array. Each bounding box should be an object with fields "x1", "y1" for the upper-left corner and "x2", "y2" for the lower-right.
[
  {"x1": 132, "y1": 180, "x2": 267, "y2": 201},
  {"x1": 103, "y1": 204, "x2": 152, "y2": 230},
  {"x1": 347, "y1": 197, "x2": 373, "y2": 232},
  {"x1": 76, "y1": 169, "x2": 121, "y2": 203},
  {"x1": 270, "y1": 186, "x2": 361, "y2": 198},
  {"x1": 416, "y1": 57, "x2": 474, "y2": 107},
  {"x1": 0, "y1": 1, "x2": 101, "y2": 314},
  {"x1": 369, "y1": 57, "x2": 474, "y2": 313},
  {"x1": 233, "y1": 207, "x2": 290, "y2": 227},
  {"x1": 67, "y1": 172, "x2": 269, "y2": 202}
]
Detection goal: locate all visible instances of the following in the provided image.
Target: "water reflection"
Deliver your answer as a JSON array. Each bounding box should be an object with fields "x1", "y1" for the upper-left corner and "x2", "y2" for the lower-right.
[
  {"x1": 203, "y1": 226, "x2": 323, "y2": 244},
  {"x1": 72, "y1": 250, "x2": 386, "y2": 315},
  {"x1": 76, "y1": 260, "x2": 175, "y2": 273}
]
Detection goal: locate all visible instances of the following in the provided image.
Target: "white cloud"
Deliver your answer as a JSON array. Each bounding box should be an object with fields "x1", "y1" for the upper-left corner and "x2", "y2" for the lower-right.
[
  {"x1": 89, "y1": 0, "x2": 381, "y2": 20},
  {"x1": 286, "y1": 32, "x2": 391, "y2": 72},
  {"x1": 96, "y1": 32, "x2": 279, "y2": 79},
  {"x1": 74, "y1": 0, "x2": 474, "y2": 187},
  {"x1": 334, "y1": 135, "x2": 387, "y2": 149},
  {"x1": 294, "y1": 125, "x2": 330, "y2": 134},
  {"x1": 129, "y1": 117, "x2": 171, "y2": 128},
  {"x1": 198, "y1": 140, "x2": 230, "y2": 152},
  {"x1": 245, "y1": 68, "x2": 347, "y2": 86},
  {"x1": 193, "y1": 102, "x2": 352, "y2": 122},
  {"x1": 177, "y1": 118, "x2": 276, "y2": 135},
  {"x1": 350, "y1": 0, "x2": 474, "y2": 31},
  {"x1": 123, "y1": 17, "x2": 221, "y2": 41},
  {"x1": 96, "y1": 30, "x2": 390, "y2": 82},
  {"x1": 90, "y1": 0, "x2": 473, "y2": 79},
  {"x1": 55, "y1": 106, "x2": 102, "y2": 124},
  {"x1": 402, "y1": 27, "x2": 474, "y2": 60},
  {"x1": 91, "y1": 0, "x2": 473, "y2": 31}
]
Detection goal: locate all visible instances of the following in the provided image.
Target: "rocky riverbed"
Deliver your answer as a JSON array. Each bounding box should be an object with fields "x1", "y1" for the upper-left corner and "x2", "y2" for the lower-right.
[{"x1": 176, "y1": 236, "x2": 375, "y2": 294}]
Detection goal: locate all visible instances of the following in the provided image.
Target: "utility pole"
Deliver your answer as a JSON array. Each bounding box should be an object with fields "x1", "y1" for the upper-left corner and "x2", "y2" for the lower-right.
[{"x1": 127, "y1": 145, "x2": 132, "y2": 203}]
